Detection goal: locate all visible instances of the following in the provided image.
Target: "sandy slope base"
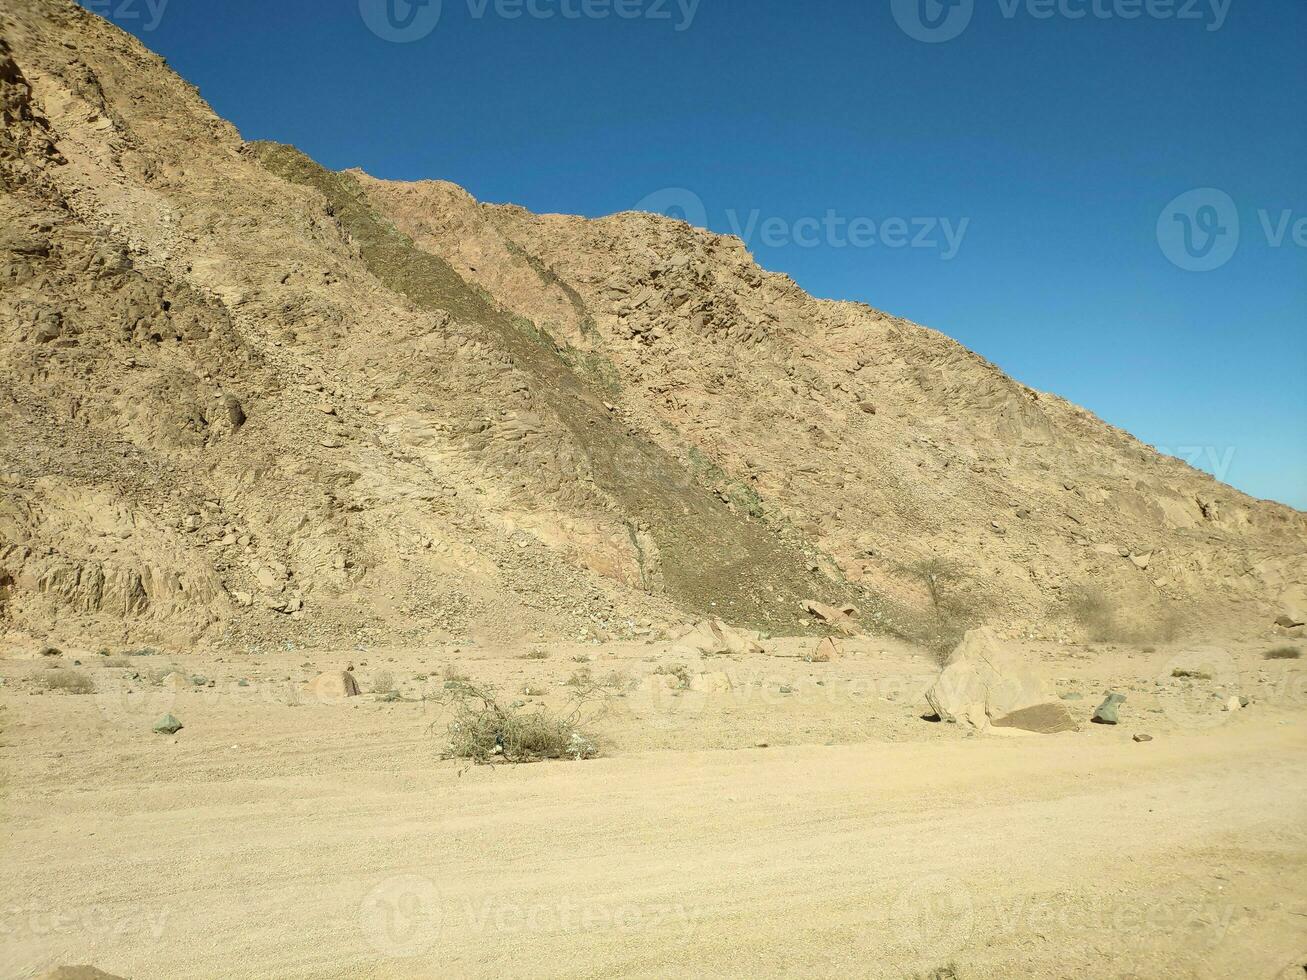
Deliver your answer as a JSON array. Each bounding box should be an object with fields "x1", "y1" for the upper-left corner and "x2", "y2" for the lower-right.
[{"x1": 2, "y1": 637, "x2": 1305, "y2": 979}]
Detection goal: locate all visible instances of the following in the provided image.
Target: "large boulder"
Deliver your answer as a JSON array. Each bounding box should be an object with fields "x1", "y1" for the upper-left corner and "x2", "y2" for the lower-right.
[
  {"x1": 925, "y1": 628, "x2": 1076, "y2": 733},
  {"x1": 672, "y1": 619, "x2": 764, "y2": 657},
  {"x1": 1272, "y1": 586, "x2": 1307, "y2": 630},
  {"x1": 801, "y1": 600, "x2": 859, "y2": 635}
]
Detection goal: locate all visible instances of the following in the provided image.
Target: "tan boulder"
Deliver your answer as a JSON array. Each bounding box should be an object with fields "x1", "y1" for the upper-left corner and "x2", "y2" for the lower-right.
[
  {"x1": 673, "y1": 618, "x2": 763, "y2": 657},
  {"x1": 1275, "y1": 606, "x2": 1307, "y2": 629},
  {"x1": 925, "y1": 628, "x2": 1075, "y2": 733},
  {"x1": 801, "y1": 600, "x2": 859, "y2": 635},
  {"x1": 306, "y1": 671, "x2": 361, "y2": 703},
  {"x1": 808, "y1": 637, "x2": 841, "y2": 663}
]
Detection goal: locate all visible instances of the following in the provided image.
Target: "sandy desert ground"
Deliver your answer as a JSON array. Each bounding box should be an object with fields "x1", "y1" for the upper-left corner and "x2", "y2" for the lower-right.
[{"x1": 2, "y1": 635, "x2": 1305, "y2": 979}]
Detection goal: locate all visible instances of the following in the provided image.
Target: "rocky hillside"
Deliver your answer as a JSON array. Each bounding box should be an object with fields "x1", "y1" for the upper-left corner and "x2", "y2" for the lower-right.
[{"x1": 1, "y1": 0, "x2": 1303, "y2": 652}]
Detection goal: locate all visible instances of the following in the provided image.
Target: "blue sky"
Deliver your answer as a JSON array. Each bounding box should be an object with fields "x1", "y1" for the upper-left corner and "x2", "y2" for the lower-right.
[{"x1": 90, "y1": 0, "x2": 1305, "y2": 508}]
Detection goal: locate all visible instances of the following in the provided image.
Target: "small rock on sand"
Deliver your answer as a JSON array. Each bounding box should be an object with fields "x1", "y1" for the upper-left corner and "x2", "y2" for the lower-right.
[
  {"x1": 152, "y1": 714, "x2": 183, "y2": 735},
  {"x1": 1093, "y1": 693, "x2": 1126, "y2": 725}
]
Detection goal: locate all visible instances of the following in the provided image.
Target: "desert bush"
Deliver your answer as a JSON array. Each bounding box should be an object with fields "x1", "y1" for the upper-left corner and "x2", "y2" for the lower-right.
[
  {"x1": 600, "y1": 669, "x2": 634, "y2": 691},
  {"x1": 373, "y1": 670, "x2": 396, "y2": 695},
  {"x1": 38, "y1": 669, "x2": 94, "y2": 695},
  {"x1": 565, "y1": 667, "x2": 594, "y2": 688},
  {"x1": 1266, "y1": 646, "x2": 1302, "y2": 660},
  {"x1": 434, "y1": 681, "x2": 602, "y2": 764},
  {"x1": 442, "y1": 664, "x2": 470, "y2": 684},
  {"x1": 520, "y1": 648, "x2": 550, "y2": 660}
]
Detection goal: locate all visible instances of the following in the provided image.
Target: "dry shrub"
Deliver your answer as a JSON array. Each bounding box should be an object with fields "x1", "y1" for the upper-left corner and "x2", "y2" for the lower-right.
[
  {"x1": 434, "y1": 681, "x2": 603, "y2": 764},
  {"x1": 372, "y1": 670, "x2": 396, "y2": 694},
  {"x1": 904, "y1": 558, "x2": 978, "y2": 663},
  {"x1": 1266, "y1": 646, "x2": 1302, "y2": 660},
  {"x1": 38, "y1": 669, "x2": 94, "y2": 695},
  {"x1": 565, "y1": 667, "x2": 593, "y2": 688},
  {"x1": 653, "y1": 663, "x2": 691, "y2": 689}
]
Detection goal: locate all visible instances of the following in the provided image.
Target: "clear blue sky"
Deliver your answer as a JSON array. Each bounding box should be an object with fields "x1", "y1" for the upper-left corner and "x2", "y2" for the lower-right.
[{"x1": 91, "y1": 0, "x2": 1305, "y2": 508}]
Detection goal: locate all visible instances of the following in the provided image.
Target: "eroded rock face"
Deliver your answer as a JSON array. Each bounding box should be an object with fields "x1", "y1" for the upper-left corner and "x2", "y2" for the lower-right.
[
  {"x1": 926, "y1": 628, "x2": 1075, "y2": 733},
  {"x1": 1, "y1": 0, "x2": 1304, "y2": 652}
]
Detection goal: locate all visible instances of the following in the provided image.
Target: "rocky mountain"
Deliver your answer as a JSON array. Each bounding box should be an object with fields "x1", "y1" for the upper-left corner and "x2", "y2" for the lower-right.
[{"x1": 1, "y1": 0, "x2": 1303, "y2": 652}]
